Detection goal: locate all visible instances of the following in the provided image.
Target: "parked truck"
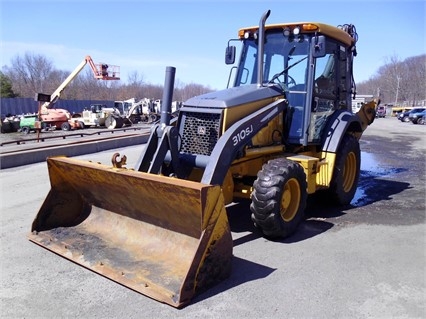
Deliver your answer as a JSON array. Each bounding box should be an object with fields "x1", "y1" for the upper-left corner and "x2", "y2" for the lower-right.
[{"x1": 29, "y1": 11, "x2": 377, "y2": 308}]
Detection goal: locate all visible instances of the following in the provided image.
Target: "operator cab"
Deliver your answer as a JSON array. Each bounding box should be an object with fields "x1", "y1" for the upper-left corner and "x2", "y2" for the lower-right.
[{"x1": 227, "y1": 23, "x2": 355, "y2": 146}]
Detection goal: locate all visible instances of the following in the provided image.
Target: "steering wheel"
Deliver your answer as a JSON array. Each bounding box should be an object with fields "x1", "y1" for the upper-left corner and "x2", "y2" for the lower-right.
[
  {"x1": 284, "y1": 74, "x2": 297, "y2": 87},
  {"x1": 270, "y1": 72, "x2": 297, "y2": 88}
]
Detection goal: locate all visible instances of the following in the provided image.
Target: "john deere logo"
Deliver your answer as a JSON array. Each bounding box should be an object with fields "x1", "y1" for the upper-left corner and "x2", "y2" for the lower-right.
[{"x1": 197, "y1": 126, "x2": 206, "y2": 135}]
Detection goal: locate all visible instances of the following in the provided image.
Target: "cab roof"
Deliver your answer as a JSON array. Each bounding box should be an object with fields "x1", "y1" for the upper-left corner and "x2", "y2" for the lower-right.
[{"x1": 238, "y1": 22, "x2": 354, "y2": 46}]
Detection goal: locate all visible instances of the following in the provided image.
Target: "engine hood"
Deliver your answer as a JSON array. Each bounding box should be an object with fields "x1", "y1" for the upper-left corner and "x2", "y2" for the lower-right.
[{"x1": 183, "y1": 84, "x2": 283, "y2": 109}]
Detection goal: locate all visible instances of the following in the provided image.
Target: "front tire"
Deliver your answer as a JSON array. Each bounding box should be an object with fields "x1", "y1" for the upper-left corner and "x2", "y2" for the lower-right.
[
  {"x1": 327, "y1": 134, "x2": 360, "y2": 205},
  {"x1": 105, "y1": 115, "x2": 123, "y2": 129},
  {"x1": 250, "y1": 158, "x2": 307, "y2": 238},
  {"x1": 61, "y1": 122, "x2": 71, "y2": 131}
]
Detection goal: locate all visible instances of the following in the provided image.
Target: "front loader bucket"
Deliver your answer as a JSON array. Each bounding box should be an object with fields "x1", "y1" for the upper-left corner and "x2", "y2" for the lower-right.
[{"x1": 28, "y1": 157, "x2": 233, "y2": 308}]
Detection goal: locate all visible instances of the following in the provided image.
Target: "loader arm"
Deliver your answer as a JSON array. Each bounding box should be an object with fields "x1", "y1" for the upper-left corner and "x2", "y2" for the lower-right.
[{"x1": 136, "y1": 124, "x2": 181, "y2": 175}]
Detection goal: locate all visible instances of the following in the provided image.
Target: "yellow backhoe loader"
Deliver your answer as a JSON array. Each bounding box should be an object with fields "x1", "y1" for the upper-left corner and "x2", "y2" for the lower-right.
[{"x1": 29, "y1": 10, "x2": 377, "y2": 308}]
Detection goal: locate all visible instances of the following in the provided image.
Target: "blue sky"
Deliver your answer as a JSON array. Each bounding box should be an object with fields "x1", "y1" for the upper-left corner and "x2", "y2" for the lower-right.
[{"x1": 1, "y1": 0, "x2": 425, "y2": 90}]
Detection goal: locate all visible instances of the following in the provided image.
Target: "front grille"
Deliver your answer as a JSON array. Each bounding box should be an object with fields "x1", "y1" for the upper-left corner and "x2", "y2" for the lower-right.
[{"x1": 180, "y1": 111, "x2": 221, "y2": 156}]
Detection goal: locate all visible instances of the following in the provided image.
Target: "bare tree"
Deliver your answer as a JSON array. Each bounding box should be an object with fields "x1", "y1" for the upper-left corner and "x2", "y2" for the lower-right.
[
  {"x1": 116, "y1": 71, "x2": 146, "y2": 100},
  {"x1": 357, "y1": 54, "x2": 426, "y2": 106},
  {"x1": 404, "y1": 55, "x2": 426, "y2": 106},
  {"x1": 3, "y1": 52, "x2": 54, "y2": 98},
  {"x1": 1, "y1": 53, "x2": 215, "y2": 105},
  {"x1": 127, "y1": 71, "x2": 144, "y2": 86},
  {"x1": 180, "y1": 83, "x2": 213, "y2": 101}
]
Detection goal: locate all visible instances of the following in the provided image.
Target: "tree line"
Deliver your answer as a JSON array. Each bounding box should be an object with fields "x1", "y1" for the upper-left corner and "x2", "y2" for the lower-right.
[
  {"x1": 0, "y1": 53, "x2": 214, "y2": 103},
  {"x1": 1, "y1": 52, "x2": 425, "y2": 107},
  {"x1": 356, "y1": 54, "x2": 425, "y2": 106}
]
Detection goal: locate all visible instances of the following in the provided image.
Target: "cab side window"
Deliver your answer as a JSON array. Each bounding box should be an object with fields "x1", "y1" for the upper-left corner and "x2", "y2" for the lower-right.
[{"x1": 309, "y1": 41, "x2": 339, "y2": 143}]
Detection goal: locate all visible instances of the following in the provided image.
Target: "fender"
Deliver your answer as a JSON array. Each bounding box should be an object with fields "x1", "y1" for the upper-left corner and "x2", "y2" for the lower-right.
[{"x1": 321, "y1": 110, "x2": 362, "y2": 153}]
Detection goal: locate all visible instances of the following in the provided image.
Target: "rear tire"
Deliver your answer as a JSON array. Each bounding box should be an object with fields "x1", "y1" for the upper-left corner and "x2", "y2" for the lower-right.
[
  {"x1": 327, "y1": 134, "x2": 360, "y2": 205},
  {"x1": 21, "y1": 126, "x2": 30, "y2": 134},
  {"x1": 250, "y1": 158, "x2": 307, "y2": 238}
]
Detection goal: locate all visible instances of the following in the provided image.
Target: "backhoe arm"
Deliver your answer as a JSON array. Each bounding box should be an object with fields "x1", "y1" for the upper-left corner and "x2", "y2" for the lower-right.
[{"x1": 355, "y1": 99, "x2": 379, "y2": 132}]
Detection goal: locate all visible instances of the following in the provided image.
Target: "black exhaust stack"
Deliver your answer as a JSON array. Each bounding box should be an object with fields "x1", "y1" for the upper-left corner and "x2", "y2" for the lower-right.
[
  {"x1": 136, "y1": 66, "x2": 179, "y2": 174},
  {"x1": 257, "y1": 10, "x2": 271, "y2": 87},
  {"x1": 160, "y1": 66, "x2": 176, "y2": 126}
]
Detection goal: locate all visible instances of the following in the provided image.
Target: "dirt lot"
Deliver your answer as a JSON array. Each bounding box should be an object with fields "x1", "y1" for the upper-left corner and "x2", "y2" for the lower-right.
[{"x1": 0, "y1": 116, "x2": 425, "y2": 318}]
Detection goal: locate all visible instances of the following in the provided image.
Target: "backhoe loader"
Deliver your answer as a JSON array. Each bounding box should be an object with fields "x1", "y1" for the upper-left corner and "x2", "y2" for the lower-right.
[{"x1": 29, "y1": 10, "x2": 377, "y2": 308}]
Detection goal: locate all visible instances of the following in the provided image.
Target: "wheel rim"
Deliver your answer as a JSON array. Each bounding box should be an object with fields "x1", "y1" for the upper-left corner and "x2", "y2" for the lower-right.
[
  {"x1": 280, "y1": 178, "x2": 301, "y2": 222},
  {"x1": 107, "y1": 118, "x2": 116, "y2": 129},
  {"x1": 343, "y1": 151, "x2": 357, "y2": 192}
]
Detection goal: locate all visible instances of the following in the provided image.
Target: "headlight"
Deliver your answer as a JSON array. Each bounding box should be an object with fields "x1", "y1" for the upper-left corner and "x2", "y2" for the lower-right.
[{"x1": 293, "y1": 26, "x2": 300, "y2": 35}]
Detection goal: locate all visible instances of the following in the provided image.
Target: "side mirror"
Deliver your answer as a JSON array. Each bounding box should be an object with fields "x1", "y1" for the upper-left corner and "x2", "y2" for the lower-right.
[
  {"x1": 312, "y1": 35, "x2": 326, "y2": 58},
  {"x1": 225, "y1": 46, "x2": 236, "y2": 65}
]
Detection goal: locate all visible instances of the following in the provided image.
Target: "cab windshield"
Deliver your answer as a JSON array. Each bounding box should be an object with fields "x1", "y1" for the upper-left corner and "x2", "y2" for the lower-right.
[
  {"x1": 229, "y1": 28, "x2": 350, "y2": 146},
  {"x1": 234, "y1": 31, "x2": 310, "y2": 91}
]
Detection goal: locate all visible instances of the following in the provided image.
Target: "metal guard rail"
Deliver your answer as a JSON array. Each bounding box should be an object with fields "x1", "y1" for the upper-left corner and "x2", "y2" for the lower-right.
[{"x1": 1, "y1": 126, "x2": 147, "y2": 147}]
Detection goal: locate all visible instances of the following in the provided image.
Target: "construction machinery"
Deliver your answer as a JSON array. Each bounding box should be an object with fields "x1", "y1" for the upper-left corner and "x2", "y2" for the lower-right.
[
  {"x1": 109, "y1": 98, "x2": 159, "y2": 128},
  {"x1": 19, "y1": 110, "x2": 73, "y2": 133},
  {"x1": 113, "y1": 98, "x2": 139, "y2": 122},
  {"x1": 29, "y1": 11, "x2": 377, "y2": 308},
  {"x1": 70, "y1": 103, "x2": 121, "y2": 129},
  {"x1": 112, "y1": 98, "x2": 182, "y2": 127},
  {"x1": 19, "y1": 114, "x2": 41, "y2": 134},
  {"x1": 37, "y1": 56, "x2": 120, "y2": 130}
]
